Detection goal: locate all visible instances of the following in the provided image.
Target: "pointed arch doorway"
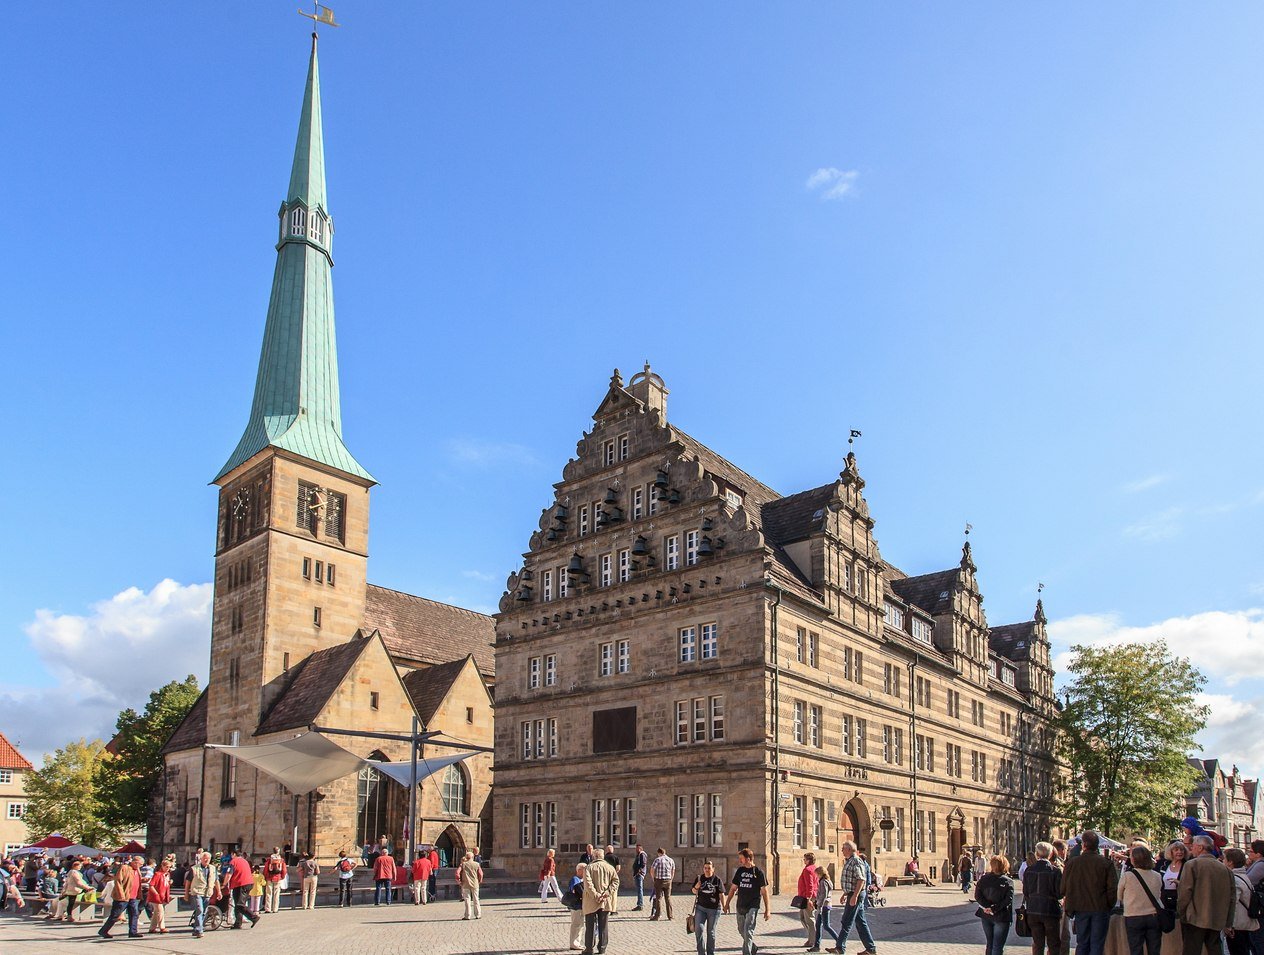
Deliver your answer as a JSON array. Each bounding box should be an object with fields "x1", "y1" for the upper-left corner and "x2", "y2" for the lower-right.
[{"x1": 434, "y1": 824, "x2": 465, "y2": 868}]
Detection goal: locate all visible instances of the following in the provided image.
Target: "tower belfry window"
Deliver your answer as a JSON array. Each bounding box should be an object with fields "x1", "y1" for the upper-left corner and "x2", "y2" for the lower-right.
[
  {"x1": 290, "y1": 207, "x2": 306, "y2": 237},
  {"x1": 309, "y1": 213, "x2": 324, "y2": 243}
]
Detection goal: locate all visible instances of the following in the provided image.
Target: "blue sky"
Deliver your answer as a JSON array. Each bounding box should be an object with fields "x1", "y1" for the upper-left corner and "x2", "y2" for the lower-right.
[{"x1": 3, "y1": 3, "x2": 1262, "y2": 769}]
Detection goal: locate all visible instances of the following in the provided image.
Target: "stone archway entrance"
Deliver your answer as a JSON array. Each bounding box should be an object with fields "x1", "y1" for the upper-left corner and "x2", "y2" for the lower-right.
[
  {"x1": 841, "y1": 797, "x2": 872, "y2": 854},
  {"x1": 435, "y1": 824, "x2": 465, "y2": 868},
  {"x1": 946, "y1": 808, "x2": 966, "y2": 882}
]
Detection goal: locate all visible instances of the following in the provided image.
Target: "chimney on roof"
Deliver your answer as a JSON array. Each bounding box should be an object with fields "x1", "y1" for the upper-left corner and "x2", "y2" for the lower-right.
[{"x1": 628, "y1": 362, "x2": 668, "y2": 421}]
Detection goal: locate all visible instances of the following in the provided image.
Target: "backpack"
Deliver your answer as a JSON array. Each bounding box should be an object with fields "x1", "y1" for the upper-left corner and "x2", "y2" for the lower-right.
[{"x1": 1249, "y1": 875, "x2": 1264, "y2": 921}]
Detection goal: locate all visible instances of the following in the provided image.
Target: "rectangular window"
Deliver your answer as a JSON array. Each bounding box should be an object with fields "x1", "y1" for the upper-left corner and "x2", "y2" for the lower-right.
[
  {"x1": 521, "y1": 722, "x2": 532, "y2": 760},
  {"x1": 610, "y1": 797, "x2": 623, "y2": 847},
  {"x1": 0, "y1": 770, "x2": 12, "y2": 785},
  {"x1": 916, "y1": 676, "x2": 931, "y2": 708},
  {"x1": 710, "y1": 696, "x2": 725, "y2": 740},
  {"x1": 545, "y1": 654, "x2": 556, "y2": 686},
  {"x1": 559, "y1": 567, "x2": 569, "y2": 598},
  {"x1": 314, "y1": 559, "x2": 324, "y2": 584},
  {"x1": 548, "y1": 718, "x2": 558, "y2": 758},
  {"x1": 617, "y1": 639, "x2": 630, "y2": 674},
  {"x1": 896, "y1": 807, "x2": 906, "y2": 852},
  {"x1": 725, "y1": 488, "x2": 743, "y2": 509},
  {"x1": 711, "y1": 794, "x2": 723, "y2": 846},
  {"x1": 881, "y1": 807, "x2": 892, "y2": 851},
  {"x1": 927, "y1": 737, "x2": 935, "y2": 772},
  {"x1": 302, "y1": 557, "x2": 311, "y2": 579},
  {"x1": 579, "y1": 504, "x2": 590, "y2": 537},
  {"x1": 665, "y1": 535, "x2": 679, "y2": 570},
  {"x1": 808, "y1": 631, "x2": 819, "y2": 668},
  {"x1": 604, "y1": 440, "x2": 616, "y2": 466},
  {"x1": 796, "y1": 626, "x2": 805, "y2": 664},
  {"x1": 856, "y1": 718, "x2": 867, "y2": 758},
  {"x1": 528, "y1": 656, "x2": 541, "y2": 689},
  {"x1": 521, "y1": 804, "x2": 531, "y2": 848},
  {"x1": 676, "y1": 701, "x2": 689, "y2": 744},
  {"x1": 313, "y1": 606, "x2": 322, "y2": 627},
  {"x1": 626, "y1": 798, "x2": 637, "y2": 843},
  {"x1": 912, "y1": 616, "x2": 932, "y2": 644},
  {"x1": 369, "y1": 691, "x2": 380, "y2": 710},
  {"x1": 327, "y1": 563, "x2": 336, "y2": 586},
  {"x1": 700, "y1": 622, "x2": 718, "y2": 660},
  {"x1": 6, "y1": 802, "x2": 25, "y2": 819},
  {"x1": 971, "y1": 750, "x2": 980, "y2": 782},
  {"x1": 599, "y1": 642, "x2": 614, "y2": 677},
  {"x1": 693, "y1": 697, "x2": 707, "y2": 743},
  {"x1": 916, "y1": 734, "x2": 926, "y2": 771},
  {"x1": 929, "y1": 810, "x2": 937, "y2": 852},
  {"x1": 535, "y1": 719, "x2": 546, "y2": 759},
  {"x1": 841, "y1": 714, "x2": 853, "y2": 756},
  {"x1": 915, "y1": 809, "x2": 925, "y2": 854},
  {"x1": 648, "y1": 483, "x2": 658, "y2": 516},
  {"x1": 618, "y1": 433, "x2": 629, "y2": 461},
  {"x1": 542, "y1": 570, "x2": 553, "y2": 602},
  {"x1": 809, "y1": 704, "x2": 822, "y2": 748},
  {"x1": 221, "y1": 729, "x2": 240, "y2": 802},
  {"x1": 792, "y1": 796, "x2": 805, "y2": 848},
  {"x1": 632, "y1": 486, "x2": 644, "y2": 520},
  {"x1": 882, "y1": 725, "x2": 892, "y2": 763},
  {"x1": 594, "y1": 799, "x2": 606, "y2": 846},
  {"x1": 813, "y1": 798, "x2": 825, "y2": 849},
  {"x1": 618, "y1": 549, "x2": 631, "y2": 583},
  {"x1": 534, "y1": 803, "x2": 545, "y2": 849},
  {"x1": 894, "y1": 728, "x2": 904, "y2": 765},
  {"x1": 793, "y1": 701, "x2": 804, "y2": 744},
  {"x1": 883, "y1": 601, "x2": 904, "y2": 630},
  {"x1": 679, "y1": 626, "x2": 697, "y2": 662},
  {"x1": 843, "y1": 561, "x2": 852, "y2": 592},
  {"x1": 980, "y1": 753, "x2": 987, "y2": 783},
  {"x1": 685, "y1": 530, "x2": 700, "y2": 566},
  {"x1": 854, "y1": 650, "x2": 864, "y2": 685},
  {"x1": 600, "y1": 554, "x2": 612, "y2": 588},
  {"x1": 677, "y1": 795, "x2": 689, "y2": 847}
]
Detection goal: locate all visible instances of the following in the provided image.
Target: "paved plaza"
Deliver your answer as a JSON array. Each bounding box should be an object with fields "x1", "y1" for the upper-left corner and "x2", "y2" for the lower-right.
[{"x1": 0, "y1": 884, "x2": 1021, "y2": 955}]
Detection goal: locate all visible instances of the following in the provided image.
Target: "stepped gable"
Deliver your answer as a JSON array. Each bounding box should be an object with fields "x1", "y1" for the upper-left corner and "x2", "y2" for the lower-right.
[
  {"x1": 401, "y1": 657, "x2": 472, "y2": 727},
  {"x1": 761, "y1": 484, "x2": 836, "y2": 545},
  {"x1": 255, "y1": 636, "x2": 373, "y2": 735},
  {"x1": 989, "y1": 621, "x2": 1037, "y2": 662},
  {"x1": 672, "y1": 428, "x2": 781, "y2": 526},
  {"x1": 0, "y1": 731, "x2": 33, "y2": 770},
  {"x1": 364, "y1": 584, "x2": 495, "y2": 677},
  {"x1": 889, "y1": 569, "x2": 958, "y2": 615},
  {"x1": 160, "y1": 690, "x2": 209, "y2": 755}
]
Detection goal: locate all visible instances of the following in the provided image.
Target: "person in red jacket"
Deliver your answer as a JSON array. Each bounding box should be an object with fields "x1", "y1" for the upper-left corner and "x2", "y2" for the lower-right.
[
  {"x1": 146, "y1": 858, "x2": 173, "y2": 934},
  {"x1": 229, "y1": 849, "x2": 259, "y2": 928},
  {"x1": 410, "y1": 854, "x2": 433, "y2": 905},
  {"x1": 373, "y1": 851, "x2": 397, "y2": 905},
  {"x1": 428, "y1": 847, "x2": 440, "y2": 902}
]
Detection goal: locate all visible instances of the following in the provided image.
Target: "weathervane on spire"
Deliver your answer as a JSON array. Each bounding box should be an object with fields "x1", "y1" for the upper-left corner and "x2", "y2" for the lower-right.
[
  {"x1": 298, "y1": 3, "x2": 340, "y2": 28},
  {"x1": 848, "y1": 429, "x2": 862, "y2": 446}
]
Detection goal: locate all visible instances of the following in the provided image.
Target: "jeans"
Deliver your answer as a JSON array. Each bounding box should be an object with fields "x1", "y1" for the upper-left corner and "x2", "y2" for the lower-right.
[
  {"x1": 374, "y1": 879, "x2": 392, "y2": 904},
  {"x1": 101, "y1": 898, "x2": 140, "y2": 936},
  {"x1": 584, "y1": 909, "x2": 609, "y2": 952},
  {"x1": 1028, "y1": 912, "x2": 1062, "y2": 955},
  {"x1": 337, "y1": 879, "x2": 352, "y2": 906},
  {"x1": 231, "y1": 886, "x2": 257, "y2": 927},
  {"x1": 1228, "y1": 929, "x2": 1252, "y2": 955},
  {"x1": 191, "y1": 895, "x2": 210, "y2": 934},
  {"x1": 634, "y1": 873, "x2": 645, "y2": 908},
  {"x1": 428, "y1": 873, "x2": 437, "y2": 901},
  {"x1": 1125, "y1": 914, "x2": 1161, "y2": 955},
  {"x1": 1249, "y1": 925, "x2": 1264, "y2": 955},
  {"x1": 980, "y1": 916, "x2": 1009, "y2": 955},
  {"x1": 837, "y1": 894, "x2": 878, "y2": 955},
  {"x1": 737, "y1": 906, "x2": 760, "y2": 955},
  {"x1": 1182, "y1": 926, "x2": 1224, "y2": 955},
  {"x1": 694, "y1": 905, "x2": 720, "y2": 955},
  {"x1": 817, "y1": 907, "x2": 840, "y2": 947},
  {"x1": 1073, "y1": 910, "x2": 1112, "y2": 955},
  {"x1": 961, "y1": 872, "x2": 973, "y2": 893}
]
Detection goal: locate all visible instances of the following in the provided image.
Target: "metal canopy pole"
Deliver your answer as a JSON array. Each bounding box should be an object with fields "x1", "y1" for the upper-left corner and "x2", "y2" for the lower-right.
[
  {"x1": 408, "y1": 715, "x2": 419, "y2": 865},
  {"x1": 309, "y1": 724, "x2": 494, "y2": 754}
]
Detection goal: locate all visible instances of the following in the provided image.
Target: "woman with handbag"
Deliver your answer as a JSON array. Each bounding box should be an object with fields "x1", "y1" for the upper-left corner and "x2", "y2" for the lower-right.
[
  {"x1": 796, "y1": 853, "x2": 820, "y2": 951},
  {"x1": 1157, "y1": 842, "x2": 1186, "y2": 955},
  {"x1": 691, "y1": 860, "x2": 724, "y2": 955},
  {"x1": 975, "y1": 855, "x2": 1015, "y2": 955},
  {"x1": 1116, "y1": 845, "x2": 1164, "y2": 955}
]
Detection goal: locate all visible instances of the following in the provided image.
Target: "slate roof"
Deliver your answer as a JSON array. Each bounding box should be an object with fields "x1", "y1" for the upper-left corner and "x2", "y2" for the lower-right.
[
  {"x1": 889, "y1": 569, "x2": 959, "y2": 616},
  {"x1": 401, "y1": 657, "x2": 475, "y2": 728},
  {"x1": 989, "y1": 621, "x2": 1037, "y2": 662},
  {"x1": 761, "y1": 484, "x2": 836, "y2": 545},
  {"x1": 255, "y1": 635, "x2": 374, "y2": 736},
  {"x1": 0, "y1": 731, "x2": 33, "y2": 770},
  {"x1": 160, "y1": 689, "x2": 209, "y2": 755},
  {"x1": 364, "y1": 585, "x2": 495, "y2": 677},
  {"x1": 673, "y1": 428, "x2": 781, "y2": 523}
]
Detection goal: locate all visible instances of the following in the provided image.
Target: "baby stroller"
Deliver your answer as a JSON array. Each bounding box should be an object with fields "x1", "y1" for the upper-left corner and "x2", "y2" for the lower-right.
[{"x1": 866, "y1": 872, "x2": 887, "y2": 908}]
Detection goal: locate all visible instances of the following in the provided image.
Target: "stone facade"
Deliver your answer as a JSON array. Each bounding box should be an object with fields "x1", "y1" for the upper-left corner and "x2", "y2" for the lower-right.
[
  {"x1": 1183, "y1": 759, "x2": 1260, "y2": 848},
  {"x1": 494, "y1": 367, "x2": 1060, "y2": 893}
]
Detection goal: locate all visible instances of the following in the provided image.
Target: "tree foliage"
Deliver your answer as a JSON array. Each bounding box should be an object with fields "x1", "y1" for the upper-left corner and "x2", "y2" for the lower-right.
[
  {"x1": 24, "y1": 738, "x2": 118, "y2": 847},
  {"x1": 1058, "y1": 640, "x2": 1207, "y2": 838},
  {"x1": 95, "y1": 674, "x2": 201, "y2": 830}
]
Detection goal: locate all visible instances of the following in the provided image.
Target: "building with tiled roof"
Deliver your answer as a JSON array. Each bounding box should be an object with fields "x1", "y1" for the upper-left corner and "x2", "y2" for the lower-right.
[
  {"x1": 494, "y1": 366, "x2": 1060, "y2": 891},
  {"x1": 0, "y1": 731, "x2": 33, "y2": 854},
  {"x1": 1181, "y1": 758, "x2": 1261, "y2": 848},
  {"x1": 154, "y1": 36, "x2": 494, "y2": 866}
]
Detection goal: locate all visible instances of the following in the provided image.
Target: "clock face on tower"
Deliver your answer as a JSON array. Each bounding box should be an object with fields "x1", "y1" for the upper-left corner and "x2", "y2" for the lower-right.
[{"x1": 232, "y1": 489, "x2": 251, "y2": 519}]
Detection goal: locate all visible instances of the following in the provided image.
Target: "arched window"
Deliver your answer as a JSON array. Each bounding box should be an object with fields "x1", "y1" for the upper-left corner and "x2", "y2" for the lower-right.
[
  {"x1": 289, "y1": 207, "x2": 306, "y2": 237},
  {"x1": 308, "y1": 213, "x2": 323, "y2": 244},
  {"x1": 441, "y1": 764, "x2": 467, "y2": 815},
  {"x1": 356, "y1": 764, "x2": 388, "y2": 847}
]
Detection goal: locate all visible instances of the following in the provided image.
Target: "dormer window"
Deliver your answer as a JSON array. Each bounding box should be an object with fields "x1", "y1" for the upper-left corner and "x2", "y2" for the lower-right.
[{"x1": 289, "y1": 207, "x2": 307, "y2": 237}]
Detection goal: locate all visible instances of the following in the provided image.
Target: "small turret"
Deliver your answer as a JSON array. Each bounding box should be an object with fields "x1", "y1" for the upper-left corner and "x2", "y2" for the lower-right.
[{"x1": 627, "y1": 362, "x2": 668, "y2": 421}]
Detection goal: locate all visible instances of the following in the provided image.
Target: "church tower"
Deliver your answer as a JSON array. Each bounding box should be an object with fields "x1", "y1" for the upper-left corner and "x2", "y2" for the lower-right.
[{"x1": 202, "y1": 34, "x2": 375, "y2": 842}]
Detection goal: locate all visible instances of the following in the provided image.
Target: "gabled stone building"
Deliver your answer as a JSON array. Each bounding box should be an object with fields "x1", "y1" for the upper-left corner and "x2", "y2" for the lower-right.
[
  {"x1": 155, "y1": 36, "x2": 494, "y2": 866},
  {"x1": 494, "y1": 367, "x2": 1059, "y2": 891}
]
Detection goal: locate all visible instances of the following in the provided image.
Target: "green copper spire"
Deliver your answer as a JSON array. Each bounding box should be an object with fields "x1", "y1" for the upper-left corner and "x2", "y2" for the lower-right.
[{"x1": 216, "y1": 34, "x2": 373, "y2": 484}]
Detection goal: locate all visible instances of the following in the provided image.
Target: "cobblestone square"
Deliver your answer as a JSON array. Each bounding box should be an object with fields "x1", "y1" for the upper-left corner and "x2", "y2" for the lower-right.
[{"x1": 0, "y1": 885, "x2": 1012, "y2": 955}]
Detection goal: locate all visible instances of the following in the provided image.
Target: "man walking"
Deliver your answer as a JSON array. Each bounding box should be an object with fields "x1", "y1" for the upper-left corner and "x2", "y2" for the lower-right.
[
  {"x1": 98, "y1": 858, "x2": 143, "y2": 939},
  {"x1": 1061, "y1": 830, "x2": 1117, "y2": 955},
  {"x1": 1022, "y1": 842, "x2": 1064, "y2": 955},
  {"x1": 724, "y1": 847, "x2": 770, "y2": 955},
  {"x1": 263, "y1": 846, "x2": 286, "y2": 913},
  {"x1": 833, "y1": 841, "x2": 879, "y2": 955},
  {"x1": 650, "y1": 847, "x2": 675, "y2": 920},
  {"x1": 227, "y1": 849, "x2": 259, "y2": 929},
  {"x1": 184, "y1": 851, "x2": 218, "y2": 939},
  {"x1": 1177, "y1": 834, "x2": 1235, "y2": 955},
  {"x1": 582, "y1": 847, "x2": 619, "y2": 955},
  {"x1": 632, "y1": 844, "x2": 648, "y2": 911}
]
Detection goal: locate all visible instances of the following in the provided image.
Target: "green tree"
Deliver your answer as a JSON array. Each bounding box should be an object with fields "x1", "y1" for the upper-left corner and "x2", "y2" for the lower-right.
[
  {"x1": 24, "y1": 738, "x2": 118, "y2": 847},
  {"x1": 1058, "y1": 640, "x2": 1207, "y2": 838},
  {"x1": 96, "y1": 675, "x2": 201, "y2": 830}
]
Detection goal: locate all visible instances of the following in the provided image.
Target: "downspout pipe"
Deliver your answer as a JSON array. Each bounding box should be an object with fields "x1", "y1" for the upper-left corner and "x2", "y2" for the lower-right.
[
  {"x1": 907, "y1": 657, "x2": 919, "y2": 867},
  {"x1": 769, "y1": 582, "x2": 784, "y2": 894}
]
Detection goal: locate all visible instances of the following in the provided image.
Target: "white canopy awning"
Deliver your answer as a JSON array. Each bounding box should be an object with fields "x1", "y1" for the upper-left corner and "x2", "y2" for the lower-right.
[{"x1": 207, "y1": 733, "x2": 479, "y2": 795}]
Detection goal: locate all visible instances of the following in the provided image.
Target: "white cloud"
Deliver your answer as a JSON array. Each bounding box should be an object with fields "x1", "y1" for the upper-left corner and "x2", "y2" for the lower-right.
[
  {"x1": 1048, "y1": 608, "x2": 1264, "y2": 685},
  {"x1": 444, "y1": 438, "x2": 540, "y2": 469},
  {"x1": 461, "y1": 570, "x2": 496, "y2": 582},
  {"x1": 1192, "y1": 694, "x2": 1264, "y2": 778},
  {"x1": 0, "y1": 580, "x2": 211, "y2": 763},
  {"x1": 1122, "y1": 474, "x2": 1168, "y2": 493},
  {"x1": 1122, "y1": 506, "x2": 1182, "y2": 541},
  {"x1": 805, "y1": 167, "x2": 859, "y2": 201}
]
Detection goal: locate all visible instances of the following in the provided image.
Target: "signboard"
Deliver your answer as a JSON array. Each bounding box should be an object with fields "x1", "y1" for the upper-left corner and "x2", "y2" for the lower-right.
[{"x1": 878, "y1": 819, "x2": 895, "y2": 831}]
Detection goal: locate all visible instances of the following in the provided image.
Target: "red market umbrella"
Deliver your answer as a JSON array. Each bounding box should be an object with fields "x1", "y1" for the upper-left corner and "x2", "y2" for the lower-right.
[
  {"x1": 115, "y1": 840, "x2": 146, "y2": 854},
  {"x1": 29, "y1": 834, "x2": 73, "y2": 850}
]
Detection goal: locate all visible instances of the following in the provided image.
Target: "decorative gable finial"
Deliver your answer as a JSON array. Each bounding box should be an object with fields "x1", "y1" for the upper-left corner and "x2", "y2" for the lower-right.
[
  {"x1": 960, "y1": 538, "x2": 975, "y2": 572},
  {"x1": 839, "y1": 450, "x2": 865, "y2": 489},
  {"x1": 610, "y1": 368, "x2": 624, "y2": 389},
  {"x1": 1035, "y1": 597, "x2": 1047, "y2": 625}
]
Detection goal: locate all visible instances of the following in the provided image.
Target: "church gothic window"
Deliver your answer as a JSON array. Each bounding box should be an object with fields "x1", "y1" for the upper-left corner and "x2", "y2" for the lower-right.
[
  {"x1": 289, "y1": 207, "x2": 306, "y2": 237},
  {"x1": 441, "y1": 764, "x2": 467, "y2": 815}
]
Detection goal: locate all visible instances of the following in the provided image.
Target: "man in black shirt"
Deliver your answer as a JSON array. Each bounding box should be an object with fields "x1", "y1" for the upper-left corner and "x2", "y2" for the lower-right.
[
  {"x1": 724, "y1": 848, "x2": 770, "y2": 955},
  {"x1": 632, "y1": 844, "x2": 648, "y2": 911}
]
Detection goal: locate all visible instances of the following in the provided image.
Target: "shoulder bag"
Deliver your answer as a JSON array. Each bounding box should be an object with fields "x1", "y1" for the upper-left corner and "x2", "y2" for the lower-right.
[
  {"x1": 1132, "y1": 869, "x2": 1175, "y2": 934},
  {"x1": 1014, "y1": 904, "x2": 1031, "y2": 937}
]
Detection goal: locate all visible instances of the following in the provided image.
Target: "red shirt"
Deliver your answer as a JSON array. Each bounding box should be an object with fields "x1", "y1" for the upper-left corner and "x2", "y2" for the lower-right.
[
  {"x1": 373, "y1": 855, "x2": 397, "y2": 881},
  {"x1": 411, "y1": 858, "x2": 432, "y2": 881},
  {"x1": 429, "y1": 850, "x2": 440, "y2": 870},
  {"x1": 229, "y1": 856, "x2": 253, "y2": 890},
  {"x1": 148, "y1": 871, "x2": 171, "y2": 905},
  {"x1": 265, "y1": 855, "x2": 286, "y2": 883},
  {"x1": 540, "y1": 856, "x2": 556, "y2": 879},
  {"x1": 797, "y1": 865, "x2": 819, "y2": 901},
  {"x1": 127, "y1": 865, "x2": 142, "y2": 901}
]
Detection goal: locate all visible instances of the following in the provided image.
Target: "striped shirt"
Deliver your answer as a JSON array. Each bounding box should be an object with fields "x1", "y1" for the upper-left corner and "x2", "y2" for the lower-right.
[{"x1": 651, "y1": 854, "x2": 675, "y2": 880}]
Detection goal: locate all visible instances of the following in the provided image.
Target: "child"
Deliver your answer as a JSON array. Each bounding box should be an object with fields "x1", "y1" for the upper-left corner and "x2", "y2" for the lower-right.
[{"x1": 250, "y1": 864, "x2": 264, "y2": 914}]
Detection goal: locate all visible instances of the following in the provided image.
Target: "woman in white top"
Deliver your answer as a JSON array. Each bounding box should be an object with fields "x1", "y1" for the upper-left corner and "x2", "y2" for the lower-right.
[
  {"x1": 1158, "y1": 841, "x2": 1187, "y2": 955},
  {"x1": 1117, "y1": 844, "x2": 1164, "y2": 955},
  {"x1": 1224, "y1": 847, "x2": 1259, "y2": 955}
]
